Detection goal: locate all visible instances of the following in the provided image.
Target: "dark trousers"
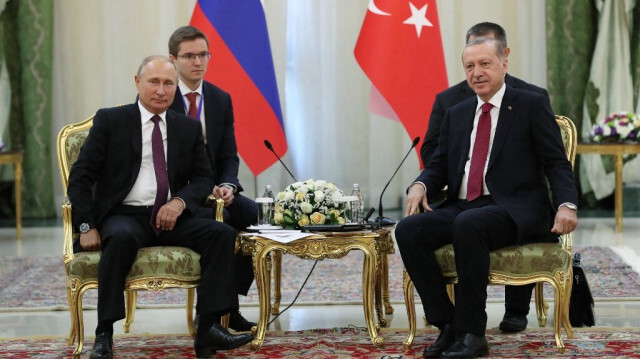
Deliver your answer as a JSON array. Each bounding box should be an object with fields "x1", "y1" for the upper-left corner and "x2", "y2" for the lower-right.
[
  {"x1": 198, "y1": 193, "x2": 257, "y2": 296},
  {"x1": 88, "y1": 206, "x2": 239, "y2": 329},
  {"x1": 395, "y1": 196, "x2": 518, "y2": 336}
]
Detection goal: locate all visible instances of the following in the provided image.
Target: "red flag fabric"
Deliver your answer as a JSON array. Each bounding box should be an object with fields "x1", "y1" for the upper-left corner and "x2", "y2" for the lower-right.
[{"x1": 355, "y1": 0, "x2": 448, "y2": 167}]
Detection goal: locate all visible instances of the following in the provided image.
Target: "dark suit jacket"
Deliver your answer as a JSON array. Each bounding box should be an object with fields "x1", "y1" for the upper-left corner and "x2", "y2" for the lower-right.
[
  {"x1": 169, "y1": 81, "x2": 243, "y2": 192},
  {"x1": 67, "y1": 103, "x2": 214, "y2": 229},
  {"x1": 421, "y1": 74, "x2": 548, "y2": 168},
  {"x1": 418, "y1": 86, "x2": 577, "y2": 244}
]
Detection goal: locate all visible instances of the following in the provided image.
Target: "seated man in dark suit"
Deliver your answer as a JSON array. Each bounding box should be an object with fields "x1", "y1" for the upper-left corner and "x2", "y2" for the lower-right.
[
  {"x1": 67, "y1": 55, "x2": 252, "y2": 358},
  {"x1": 396, "y1": 38, "x2": 578, "y2": 358},
  {"x1": 168, "y1": 25, "x2": 258, "y2": 331},
  {"x1": 420, "y1": 22, "x2": 549, "y2": 334}
]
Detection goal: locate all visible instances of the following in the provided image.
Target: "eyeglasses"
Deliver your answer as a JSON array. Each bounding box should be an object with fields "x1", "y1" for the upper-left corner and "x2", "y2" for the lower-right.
[{"x1": 176, "y1": 52, "x2": 210, "y2": 61}]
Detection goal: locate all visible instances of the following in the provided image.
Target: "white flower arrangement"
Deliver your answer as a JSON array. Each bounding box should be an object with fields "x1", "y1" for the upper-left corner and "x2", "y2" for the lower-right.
[
  {"x1": 274, "y1": 179, "x2": 346, "y2": 228},
  {"x1": 589, "y1": 111, "x2": 640, "y2": 143}
]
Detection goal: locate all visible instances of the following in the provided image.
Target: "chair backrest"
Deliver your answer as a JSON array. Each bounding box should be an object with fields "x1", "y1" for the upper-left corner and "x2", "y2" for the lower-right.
[
  {"x1": 554, "y1": 115, "x2": 577, "y2": 251},
  {"x1": 555, "y1": 115, "x2": 577, "y2": 167},
  {"x1": 56, "y1": 115, "x2": 94, "y2": 194}
]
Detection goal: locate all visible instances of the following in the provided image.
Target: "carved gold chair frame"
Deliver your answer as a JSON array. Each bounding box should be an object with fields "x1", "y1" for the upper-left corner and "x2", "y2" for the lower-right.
[{"x1": 57, "y1": 114, "x2": 226, "y2": 356}]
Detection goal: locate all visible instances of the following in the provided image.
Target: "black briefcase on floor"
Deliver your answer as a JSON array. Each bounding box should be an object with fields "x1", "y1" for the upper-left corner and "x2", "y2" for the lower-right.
[{"x1": 569, "y1": 252, "x2": 596, "y2": 327}]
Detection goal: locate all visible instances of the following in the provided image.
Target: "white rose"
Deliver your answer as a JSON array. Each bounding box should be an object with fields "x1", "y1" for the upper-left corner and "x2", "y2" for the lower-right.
[
  {"x1": 284, "y1": 191, "x2": 294, "y2": 201},
  {"x1": 314, "y1": 191, "x2": 325, "y2": 203},
  {"x1": 300, "y1": 201, "x2": 313, "y2": 214},
  {"x1": 603, "y1": 126, "x2": 611, "y2": 136},
  {"x1": 619, "y1": 126, "x2": 632, "y2": 138},
  {"x1": 315, "y1": 180, "x2": 326, "y2": 188},
  {"x1": 331, "y1": 191, "x2": 343, "y2": 203}
]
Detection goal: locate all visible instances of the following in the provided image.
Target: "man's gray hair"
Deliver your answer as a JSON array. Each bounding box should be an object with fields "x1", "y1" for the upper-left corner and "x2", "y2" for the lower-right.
[
  {"x1": 137, "y1": 55, "x2": 178, "y2": 81},
  {"x1": 465, "y1": 37, "x2": 506, "y2": 60}
]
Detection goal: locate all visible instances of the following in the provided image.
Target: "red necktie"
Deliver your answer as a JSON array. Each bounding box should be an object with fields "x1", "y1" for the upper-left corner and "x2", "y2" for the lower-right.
[
  {"x1": 185, "y1": 92, "x2": 198, "y2": 119},
  {"x1": 150, "y1": 115, "x2": 169, "y2": 235},
  {"x1": 466, "y1": 103, "x2": 493, "y2": 201}
]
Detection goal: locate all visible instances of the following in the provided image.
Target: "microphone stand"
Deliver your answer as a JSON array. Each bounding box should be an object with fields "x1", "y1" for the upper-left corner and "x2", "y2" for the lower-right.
[
  {"x1": 264, "y1": 140, "x2": 297, "y2": 182},
  {"x1": 374, "y1": 137, "x2": 420, "y2": 227}
]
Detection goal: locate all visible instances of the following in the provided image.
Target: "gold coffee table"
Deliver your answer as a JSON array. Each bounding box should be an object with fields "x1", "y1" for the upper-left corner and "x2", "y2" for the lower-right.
[{"x1": 238, "y1": 228, "x2": 392, "y2": 349}]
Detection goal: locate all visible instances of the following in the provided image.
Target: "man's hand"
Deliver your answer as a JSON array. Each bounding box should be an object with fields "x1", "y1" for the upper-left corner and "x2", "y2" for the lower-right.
[
  {"x1": 551, "y1": 207, "x2": 578, "y2": 234},
  {"x1": 154, "y1": 198, "x2": 185, "y2": 231},
  {"x1": 79, "y1": 228, "x2": 101, "y2": 251},
  {"x1": 404, "y1": 183, "x2": 431, "y2": 217},
  {"x1": 212, "y1": 185, "x2": 234, "y2": 207}
]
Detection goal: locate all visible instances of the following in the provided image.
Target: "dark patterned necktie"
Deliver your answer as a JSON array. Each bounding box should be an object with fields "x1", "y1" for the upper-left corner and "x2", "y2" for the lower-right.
[
  {"x1": 150, "y1": 115, "x2": 169, "y2": 235},
  {"x1": 466, "y1": 102, "x2": 493, "y2": 201},
  {"x1": 185, "y1": 92, "x2": 198, "y2": 119}
]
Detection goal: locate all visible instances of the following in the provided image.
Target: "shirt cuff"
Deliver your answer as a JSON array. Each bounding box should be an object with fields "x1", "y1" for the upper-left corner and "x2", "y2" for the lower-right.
[
  {"x1": 408, "y1": 181, "x2": 427, "y2": 194},
  {"x1": 220, "y1": 183, "x2": 237, "y2": 193},
  {"x1": 172, "y1": 197, "x2": 186, "y2": 211},
  {"x1": 558, "y1": 202, "x2": 577, "y2": 212}
]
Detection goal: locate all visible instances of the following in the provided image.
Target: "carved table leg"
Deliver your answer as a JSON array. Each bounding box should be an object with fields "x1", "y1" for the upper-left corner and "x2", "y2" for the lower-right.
[
  {"x1": 251, "y1": 246, "x2": 272, "y2": 350},
  {"x1": 361, "y1": 245, "x2": 384, "y2": 347},
  {"x1": 271, "y1": 250, "x2": 282, "y2": 315}
]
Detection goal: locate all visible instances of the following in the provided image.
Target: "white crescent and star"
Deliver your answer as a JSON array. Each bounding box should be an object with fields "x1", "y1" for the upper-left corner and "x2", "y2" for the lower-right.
[{"x1": 367, "y1": 1, "x2": 434, "y2": 38}]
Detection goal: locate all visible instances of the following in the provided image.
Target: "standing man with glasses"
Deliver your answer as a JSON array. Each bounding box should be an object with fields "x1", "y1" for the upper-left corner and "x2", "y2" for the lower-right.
[
  {"x1": 67, "y1": 55, "x2": 253, "y2": 358},
  {"x1": 168, "y1": 25, "x2": 258, "y2": 332}
]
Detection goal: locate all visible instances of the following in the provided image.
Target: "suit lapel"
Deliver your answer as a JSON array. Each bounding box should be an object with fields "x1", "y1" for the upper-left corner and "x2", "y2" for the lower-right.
[
  {"x1": 128, "y1": 105, "x2": 143, "y2": 161},
  {"x1": 452, "y1": 99, "x2": 478, "y2": 178},
  {"x1": 456, "y1": 100, "x2": 478, "y2": 173},
  {"x1": 488, "y1": 86, "x2": 516, "y2": 168},
  {"x1": 166, "y1": 112, "x2": 180, "y2": 188},
  {"x1": 128, "y1": 105, "x2": 143, "y2": 186}
]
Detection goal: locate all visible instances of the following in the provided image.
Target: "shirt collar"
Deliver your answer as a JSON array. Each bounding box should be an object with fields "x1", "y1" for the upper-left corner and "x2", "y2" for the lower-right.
[
  {"x1": 178, "y1": 79, "x2": 203, "y2": 97},
  {"x1": 475, "y1": 82, "x2": 506, "y2": 113},
  {"x1": 137, "y1": 101, "x2": 167, "y2": 124}
]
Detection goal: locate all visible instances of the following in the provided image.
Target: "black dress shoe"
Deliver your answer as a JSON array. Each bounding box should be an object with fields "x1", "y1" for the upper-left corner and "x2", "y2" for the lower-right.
[
  {"x1": 441, "y1": 333, "x2": 488, "y2": 358},
  {"x1": 90, "y1": 332, "x2": 113, "y2": 359},
  {"x1": 194, "y1": 322, "x2": 253, "y2": 358},
  {"x1": 423, "y1": 324, "x2": 454, "y2": 358},
  {"x1": 499, "y1": 312, "x2": 528, "y2": 333},
  {"x1": 229, "y1": 310, "x2": 256, "y2": 332}
]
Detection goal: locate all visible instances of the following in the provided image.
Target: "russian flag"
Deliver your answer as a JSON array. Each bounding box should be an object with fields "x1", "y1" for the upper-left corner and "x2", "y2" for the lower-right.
[{"x1": 190, "y1": 0, "x2": 287, "y2": 176}]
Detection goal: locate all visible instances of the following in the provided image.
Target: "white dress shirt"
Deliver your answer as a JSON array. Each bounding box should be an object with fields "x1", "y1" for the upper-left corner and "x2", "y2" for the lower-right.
[
  {"x1": 178, "y1": 80, "x2": 207, "y2": 142},
  {"x1": 458, "y1": 83, "x2": 506, "y2": 199},
  {"x1": 122, "y1": 102, "x2": 172, "y2": 206}
]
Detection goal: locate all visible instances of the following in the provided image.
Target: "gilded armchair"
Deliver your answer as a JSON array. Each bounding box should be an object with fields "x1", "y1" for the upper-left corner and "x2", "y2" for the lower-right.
[
  {"x1": 403, "y1": 115, "x2": 577, "y2": 353},
  {"x1": 57, "y1": 114, "x2": 225, "y2": 356}
]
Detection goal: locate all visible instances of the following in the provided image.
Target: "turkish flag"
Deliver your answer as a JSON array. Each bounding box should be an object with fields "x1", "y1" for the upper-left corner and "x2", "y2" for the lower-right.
[{"x1": 355, "y1": 0, "x2": 448, "y2": 167}]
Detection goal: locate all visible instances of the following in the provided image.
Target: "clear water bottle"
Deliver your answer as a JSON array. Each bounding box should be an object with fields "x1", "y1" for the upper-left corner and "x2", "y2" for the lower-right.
[
  {"x1": 351, "y1": 183, "x2": 364, "y2": 225},
  {"x1": 261, "y1": 185, "x2": 275, "y2": 225}
]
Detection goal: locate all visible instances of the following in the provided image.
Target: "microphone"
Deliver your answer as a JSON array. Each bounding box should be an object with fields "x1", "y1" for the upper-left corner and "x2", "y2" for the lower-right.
[
  {"x1": 374, "y1": 136, "x2": 420, "y2": 226},
  {"x1": 264, "y1": 140, "x2": 297, "y2": 182}
]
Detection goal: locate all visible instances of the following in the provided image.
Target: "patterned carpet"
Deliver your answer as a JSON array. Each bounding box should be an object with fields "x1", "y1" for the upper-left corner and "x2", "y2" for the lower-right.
[
  {"x1": 2, "y1": 327, "x2": 640, "y2": 358},
  {"x1": 1, "y1": 246, "x2": 639, "y2": 310}
]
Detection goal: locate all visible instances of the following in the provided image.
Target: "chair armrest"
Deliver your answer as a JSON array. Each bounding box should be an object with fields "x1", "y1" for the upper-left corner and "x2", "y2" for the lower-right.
[
  {"x1": 560, "y1": 232, "x2": 573, "y2": 252},
  {"x1": 61, "y1": 197, "x2": 75, "y2": 263},
  {"x1": 204, "y1": 195, "x2": 225, "y2": 222}
]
